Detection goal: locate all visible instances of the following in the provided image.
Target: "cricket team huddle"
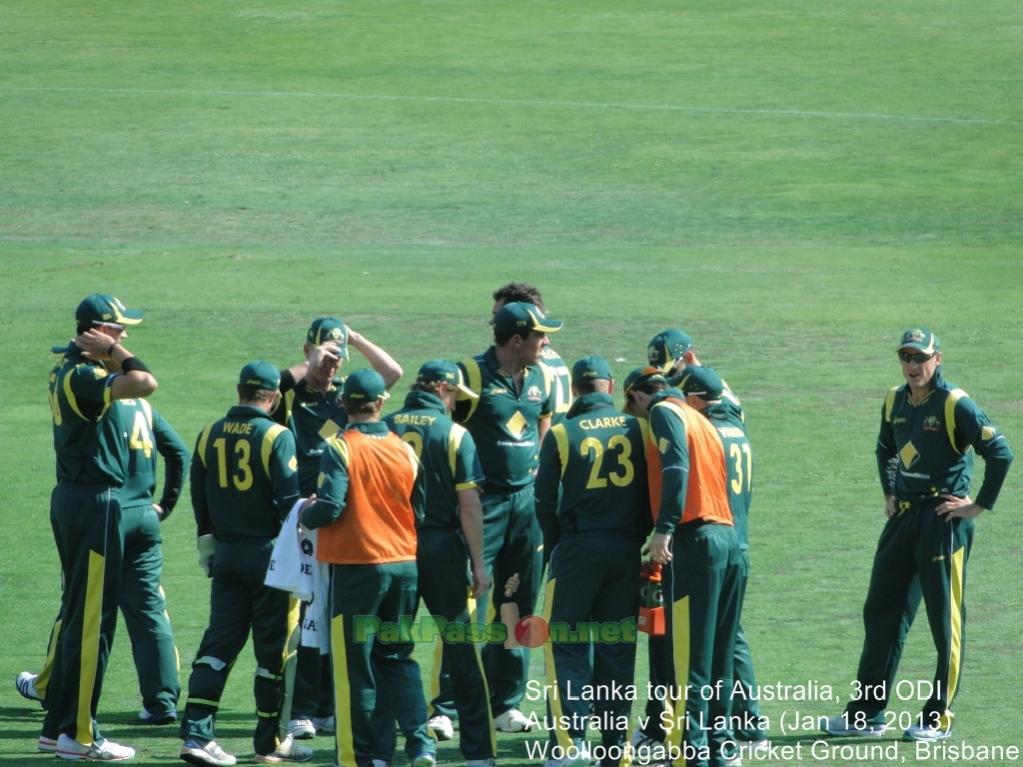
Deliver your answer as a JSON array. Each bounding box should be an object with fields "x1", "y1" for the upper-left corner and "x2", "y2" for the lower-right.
[{"x1": 25, "y1": 284, "x2": 1013, "y2": 767}]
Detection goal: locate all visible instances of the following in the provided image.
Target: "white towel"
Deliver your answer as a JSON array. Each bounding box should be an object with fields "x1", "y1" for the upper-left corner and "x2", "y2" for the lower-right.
[
  {"x1": 301, "y1": 549, "x2": 331, "y2": 653},
  {"x1": 265, "y1": 500, "x2": 313, "y2": 600}
]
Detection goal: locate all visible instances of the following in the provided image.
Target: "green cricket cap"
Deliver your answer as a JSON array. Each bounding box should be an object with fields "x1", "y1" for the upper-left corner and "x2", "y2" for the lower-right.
[
  {"x1": 493, "y1": 302, "x2": 563, "y2": 337},
  {"x1": 623, "y1": 366, "x2": 667, "y2": 394},
  {"x1": 76, "y1": 294, "x2": 144, "y2": 327},
  {"x1": 343, "y1": 368, "x2": 390, "y2": 403},
  {"x1": 417, "y1": 359, "x2": 478, "y2": 399},
  {"x1": 239, "y1": 360, "x2": 281, "y2": 391},
  {"x1": 306, "y1": 317, "x2": 350, "y2": 360},
  {"x1": 571, "y1": 355, "x2": 613, "y2": 384},
  {"x1": 897, "y1": 327, "x2": 940, "y2": 355},
  {"x1": 678, "y1": 366, "x2": 724, "y2": 401},
  {"x1": 647, "y1": 329, "x2": 694, "y2": 373}
]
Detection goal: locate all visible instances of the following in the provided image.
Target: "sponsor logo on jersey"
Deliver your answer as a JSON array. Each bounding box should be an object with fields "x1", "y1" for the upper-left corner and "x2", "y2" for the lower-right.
[{"x1": 922, "y1": 416, "x2": 941, "y2": 432}]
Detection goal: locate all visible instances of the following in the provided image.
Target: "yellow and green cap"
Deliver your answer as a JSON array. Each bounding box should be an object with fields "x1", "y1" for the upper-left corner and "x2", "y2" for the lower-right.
[
  {"x1": 624, "y1": 366, "x2": 667, "y2": 394},
  {"x1": 343, "y1": 368, "x2": 390, "y2": 403},
  {"x1": 678, "y1": 366, "x2": 723, "y2": 401},
  {"x1": 571, "y1": 355, "x2": 613, "y2": 384},
  {"x1": 417, "y1": 359, "x2": 478, "y2": 399},
  {"x1": 897, "y1": 327, "x2": 940, "y2": 355},
  {"x1": 306, "y1": 317, "x2": 350, "y2": 360},
  {"x1": 76, "y1": 294, "x2": 144, "y2": 327},
  {"x1": 647, "y1": 329, "x2": 693, "y2": 373},
  {"x1": 239, "y1": 360, "x2": 281, "y2": 391},
  {"x1": 493, "y1": 302, "x2": 563, "y2": 337}
]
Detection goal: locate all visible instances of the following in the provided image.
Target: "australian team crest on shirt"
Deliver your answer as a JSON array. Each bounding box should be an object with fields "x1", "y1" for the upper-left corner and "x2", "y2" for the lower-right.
[
  {"x1": 527, "y1": 385, "x2": 542, "y2": 402},
  {"x1": 922, "y1": 416, "x2": 941, "y2": 432}
]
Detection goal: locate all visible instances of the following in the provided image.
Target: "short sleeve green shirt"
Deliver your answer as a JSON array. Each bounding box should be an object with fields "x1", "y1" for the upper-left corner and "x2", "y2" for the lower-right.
[
  {"x1": 385, "y1": 390, "x2": 485, "y2": 528},
  {"x1": 191, "y1": 404, "x2": 299, "y2": 540},
  {"x1": 455, "y1": 347, "x2": 556, "y2": 493},
  {"x1": 534, "y1": 392, "x2": 649, "y2": 546},
  {"x1": 49, "y1": 349, "x2": 129, "y2": 486}
]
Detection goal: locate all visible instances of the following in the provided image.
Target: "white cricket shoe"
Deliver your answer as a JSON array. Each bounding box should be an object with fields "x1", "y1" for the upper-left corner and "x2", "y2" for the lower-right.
[
  {"x1": 180, "y1": 738, "x2": 237, "y2": 767},
  {"x1": 255, "y1": 735, "x2": 314, "y2": 763},
  {"x1": 287, "y1": 718, "x2": 316, "y2": 740},
  {"x1": 55, "y1": 733, "x2": 135, "y2": 761},
  {"x1": 903, "y1": 722, "x2": 952, "y2": 741},
  {"x1": 819, "y1": 714, "x2": 887, "y2": 737},
  {"x1": 427, "y1": 714, "x2": 454, "y2": 741},
  {"x1": 544, "y1": 739, "x2": 590, "y2": 767},
  {"x1": 16, "y1": 671, "x2": 42, "y2": 702},
  {"x1": 629, "y1": 730, "x2": 666, "y2": 764},
  {"x1": 493, "y1": 708, "x2": 532, "y2": 733}
]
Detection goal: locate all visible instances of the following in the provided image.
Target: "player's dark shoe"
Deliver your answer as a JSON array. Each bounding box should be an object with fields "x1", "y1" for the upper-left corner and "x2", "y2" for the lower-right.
[{"x1": 138, "y1": 706, "x2": 177, "y2": 725}]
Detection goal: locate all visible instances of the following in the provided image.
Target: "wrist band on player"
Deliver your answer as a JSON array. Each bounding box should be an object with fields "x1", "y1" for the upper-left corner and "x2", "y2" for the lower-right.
[{"x1": 121, "y1": 356, "x2": 152, "y2": 374}]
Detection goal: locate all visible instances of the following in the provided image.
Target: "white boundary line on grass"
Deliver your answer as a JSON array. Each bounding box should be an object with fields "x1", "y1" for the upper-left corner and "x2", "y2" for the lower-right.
[{"x1": 6, "y1": 85, "x2": 1021, "y2": 127}]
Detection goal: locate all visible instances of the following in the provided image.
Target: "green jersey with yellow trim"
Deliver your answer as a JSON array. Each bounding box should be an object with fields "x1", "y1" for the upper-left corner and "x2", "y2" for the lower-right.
[
  {"x1": 454, "y1": 347, "x2": 556, "y2": 492},
  {"x1": 385, "y1": 390, "x2": 485, "y2": 529},
  {"x1": 539, "y1": 346, "x2": 572, "y2": 425},
  {"x1": 876, "y1": 371, "x2": 1013, "y2": 509},
  {"x1": 277, "y1": 369, "x2": 348, "y2": 495},
  {"x1": 115, "y1": 399, "x2": 189, "y2": 513},
  {"x1": 534, "y1": 392, "x2": 650, "y2": 551},
  {"x1": 48, "y1": 349, "x2": 129, "y2": 485},
  {"x1": 705, "y1": 402, "x2": 752, "y2": 549},
  {"x1": 191, "y1": 404, "x2": 299, "y2": 540}
]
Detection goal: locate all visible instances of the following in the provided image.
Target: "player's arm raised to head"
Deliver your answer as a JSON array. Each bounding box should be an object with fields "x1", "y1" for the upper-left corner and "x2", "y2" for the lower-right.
[
  {"x1": 347, "y1": 327, "x2": 403, "y2": 389},
  {"x1": 72, "y1": 331, "x2": 158, "y2": 400}
]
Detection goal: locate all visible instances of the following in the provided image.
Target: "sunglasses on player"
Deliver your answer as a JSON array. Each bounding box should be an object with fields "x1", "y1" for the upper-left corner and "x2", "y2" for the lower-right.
[{"x1": 899, "y1": 351, "x2": 934, "y2": 364}]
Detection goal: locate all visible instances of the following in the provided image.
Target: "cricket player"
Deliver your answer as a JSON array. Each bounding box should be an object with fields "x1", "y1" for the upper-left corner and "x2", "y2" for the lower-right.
[
  {"x1": 821, "y1": 328, "x2": 1013, "y2": 741},
  {"x1": 275, "y1": 317, "x2": 403, "y2": 740},
  {"x1": 454, "y1": 301, "x2": 562, "y2": 733},
  {"x1": 534, "y1": 356, "x2": 651, "y2": 767},
  {"x1": 180, "y1": 361, "x2": 309, "y2": 767},
  {"x1": 301, "y1": 368, "x2": 434, "y2": 767},
  {"x1": 640, "y1": 376, "x2": 743, "y2": 767},
  {"x1": 678, "y1": 367, "x2": 768, "y2": 753},
  {"x1": 383, "y1": 359, "x2": 496, "y2": 766},
  {"x1": 39, "y1": 293, "x2": 158, "y2": 761},
  {"x1": 20, "y1": 398, "x2": 188, "y2": 727}
]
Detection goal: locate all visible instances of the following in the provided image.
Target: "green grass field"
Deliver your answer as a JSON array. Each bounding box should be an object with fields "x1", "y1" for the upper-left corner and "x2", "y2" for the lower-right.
[{"x1": 2, "y1": 1, "x2": 1020, "y2": 765}]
